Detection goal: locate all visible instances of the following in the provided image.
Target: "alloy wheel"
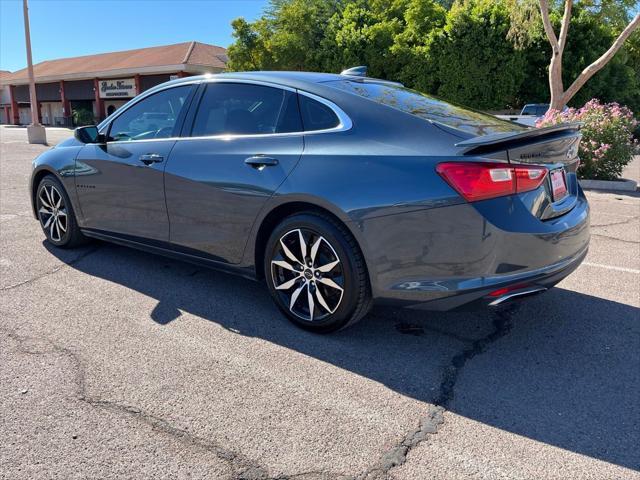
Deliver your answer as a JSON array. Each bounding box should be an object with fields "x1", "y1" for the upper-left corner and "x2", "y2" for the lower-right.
[
  {"x1": 271, "y1": 228, "x2": 344, "y2": 322},
  {"x1": 37, "y1": 184, "x2": 68, "y2": 242}
]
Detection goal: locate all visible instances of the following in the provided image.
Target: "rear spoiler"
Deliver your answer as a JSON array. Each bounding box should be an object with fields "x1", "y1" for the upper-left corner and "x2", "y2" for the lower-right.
[{"x1": 455, "y1": 122, "x2": 582, "y2": 154}]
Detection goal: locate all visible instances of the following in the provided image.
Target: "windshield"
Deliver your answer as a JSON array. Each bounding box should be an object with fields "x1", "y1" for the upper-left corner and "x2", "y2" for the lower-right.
[
  {"x1": 522, "y1": 104, "x2": 549, "y2": 116},
  {"x1": 326, "y1": 80, "x2": 526, "y2": 137}
]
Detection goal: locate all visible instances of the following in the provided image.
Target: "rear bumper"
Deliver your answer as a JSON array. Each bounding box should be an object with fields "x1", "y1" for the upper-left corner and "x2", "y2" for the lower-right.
[
  {"x1": 406, "y1": 244, "x2": 587, "y2": 311},
  {"x1": 360, "y1": 186, "x2": 590, "y2": 310}
]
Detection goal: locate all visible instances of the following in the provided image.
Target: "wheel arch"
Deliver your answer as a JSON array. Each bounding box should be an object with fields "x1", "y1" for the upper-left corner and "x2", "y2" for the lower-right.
[
  {"x1": 30, "y1": 167, "x2": 60, "y2": 218},
  {"x1": 248, "y1": 198, "x2": 373, "y2": 289}
]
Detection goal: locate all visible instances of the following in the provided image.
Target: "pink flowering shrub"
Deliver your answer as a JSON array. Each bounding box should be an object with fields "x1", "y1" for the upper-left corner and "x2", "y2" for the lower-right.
[{"x1": 536, "y1": 99, "x2": 638, "y2": 180}]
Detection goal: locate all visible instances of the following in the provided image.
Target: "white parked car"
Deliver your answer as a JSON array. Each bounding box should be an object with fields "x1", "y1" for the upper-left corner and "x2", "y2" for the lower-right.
[{"x1": 496, "y1": 103, "x2": 551, "y2": 127}]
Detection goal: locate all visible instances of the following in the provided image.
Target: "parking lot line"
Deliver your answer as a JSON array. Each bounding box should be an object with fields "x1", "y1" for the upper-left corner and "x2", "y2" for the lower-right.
[{"x1": 581, "y1": 262, "x2": 640, "y2": 274}]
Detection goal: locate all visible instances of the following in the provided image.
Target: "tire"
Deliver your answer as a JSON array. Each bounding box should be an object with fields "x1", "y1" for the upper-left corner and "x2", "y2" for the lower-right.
[
  {"x1": 264, "y1": 212, "x2": 372, "y2": 333},
  {"x1": 35, "y1": 175, "x2": 87, "y2": 248}
]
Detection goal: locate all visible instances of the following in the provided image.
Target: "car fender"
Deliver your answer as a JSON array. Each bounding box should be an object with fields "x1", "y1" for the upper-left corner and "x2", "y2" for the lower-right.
[{"x1": 30, "y1": 140, "x2": 84, "y2": 221}]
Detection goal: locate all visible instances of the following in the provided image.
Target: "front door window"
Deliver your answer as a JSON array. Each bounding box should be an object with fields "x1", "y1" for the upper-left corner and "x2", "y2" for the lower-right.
[{"x1": 108, "y1": 85, "x2": 191, "y2": 141}]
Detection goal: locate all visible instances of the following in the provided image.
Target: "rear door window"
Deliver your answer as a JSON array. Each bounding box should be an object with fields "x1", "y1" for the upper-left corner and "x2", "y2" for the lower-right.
[{"x1": 191, "y1": 83, "x2": 302, "y2": 136}]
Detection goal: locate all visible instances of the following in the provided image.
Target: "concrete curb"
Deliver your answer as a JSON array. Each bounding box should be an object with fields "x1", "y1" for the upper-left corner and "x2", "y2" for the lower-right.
[{"x1": 579, "y1": 178, "x2": 638, "y2": 192}]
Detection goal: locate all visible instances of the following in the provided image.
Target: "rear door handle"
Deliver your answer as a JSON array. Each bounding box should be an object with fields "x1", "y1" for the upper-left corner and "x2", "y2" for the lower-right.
[
  {"x1": 139, "y1": 153, "x2": 164, "y2": 165},
  {"x1": 244, "y1": 156, "x2": 279, "y2": 169}
]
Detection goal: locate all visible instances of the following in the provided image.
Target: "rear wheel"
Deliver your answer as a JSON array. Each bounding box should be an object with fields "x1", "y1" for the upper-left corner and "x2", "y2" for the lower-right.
[
  {"x1": 264, "y1": 212, "x2": 371, "y2": 333},
  {"x1": 36, "y1": 175, "x2": 86, "y2": 248}
]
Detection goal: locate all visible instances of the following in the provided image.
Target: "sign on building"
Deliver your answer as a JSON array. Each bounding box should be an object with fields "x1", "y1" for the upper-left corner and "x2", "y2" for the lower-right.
[{"x1": 99, "y1": 78, "x2": 137, "y2": 98}]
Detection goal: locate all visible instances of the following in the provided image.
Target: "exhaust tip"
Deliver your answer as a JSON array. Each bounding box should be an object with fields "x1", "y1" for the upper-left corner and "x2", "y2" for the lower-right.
[{"x1": 488, "y1": 286, "x2": 547, "y2": 306}]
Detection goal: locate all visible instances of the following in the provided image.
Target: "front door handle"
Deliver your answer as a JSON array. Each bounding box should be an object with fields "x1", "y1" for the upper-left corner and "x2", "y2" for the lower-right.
[
  {"x1": 139, "y1": 153, "x2": 164, "y2": 165},
  {"x1": 244, "y1": 156, "x2": 279, "y2": 169}
]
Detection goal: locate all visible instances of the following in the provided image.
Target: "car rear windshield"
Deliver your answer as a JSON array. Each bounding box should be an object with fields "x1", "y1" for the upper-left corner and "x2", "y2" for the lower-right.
[{"x1": 326, "y1": 80, "x2": 526, "y2": 136}]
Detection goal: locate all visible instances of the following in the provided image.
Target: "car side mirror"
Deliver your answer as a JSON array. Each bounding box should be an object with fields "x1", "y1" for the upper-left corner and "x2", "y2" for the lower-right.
[{"x1": 74, "y1": 125, "x2": 105, "y2": 144}]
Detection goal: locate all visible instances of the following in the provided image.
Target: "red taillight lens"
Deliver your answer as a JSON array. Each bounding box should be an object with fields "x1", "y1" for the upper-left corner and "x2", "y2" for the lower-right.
[
  {"x1": 514, "y1": 166, "x2": 547, "y2": 192},
  {"x1": 436, "y1": 162, "x2": 515, "y2": 202},
  {"x1": 436, "y1": 162, "x2": 548, "y2": 202}
]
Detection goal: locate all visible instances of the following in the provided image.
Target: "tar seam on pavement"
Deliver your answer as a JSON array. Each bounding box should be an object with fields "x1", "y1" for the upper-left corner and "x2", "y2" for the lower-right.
[{"x1": 358, "y1": 305, "x2": 519, "y2": 480}]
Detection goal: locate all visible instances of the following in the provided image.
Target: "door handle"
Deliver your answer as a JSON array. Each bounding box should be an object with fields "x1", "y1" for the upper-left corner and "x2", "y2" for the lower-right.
[
  {"x1": 244, "y1": 156, "x2": 279, "y2": 169},
  {"x1": 139, "y1": 153, "x2": 164, "y2": 165}
]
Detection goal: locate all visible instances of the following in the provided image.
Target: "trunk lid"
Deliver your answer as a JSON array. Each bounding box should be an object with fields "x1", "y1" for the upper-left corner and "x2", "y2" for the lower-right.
[{"x1": 456, "y1": 123, "x2": 583, "y2": 220}]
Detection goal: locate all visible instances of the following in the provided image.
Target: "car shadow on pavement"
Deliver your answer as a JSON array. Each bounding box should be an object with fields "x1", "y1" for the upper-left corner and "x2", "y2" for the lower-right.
[{"x1": 47, "y1": 241, "x2": 640, "y2": 472}]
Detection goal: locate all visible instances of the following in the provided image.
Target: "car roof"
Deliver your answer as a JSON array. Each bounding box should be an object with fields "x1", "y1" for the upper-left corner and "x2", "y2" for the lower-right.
[
  {"x1": 218, "y1": 71, "x2": 345, "y2": 84},
  {"x1": 166, "y1": 71, "x2": 401, "y2": 90},
  {"x1": 98, "y1": 70, "x2": 402, "y2": 130}
]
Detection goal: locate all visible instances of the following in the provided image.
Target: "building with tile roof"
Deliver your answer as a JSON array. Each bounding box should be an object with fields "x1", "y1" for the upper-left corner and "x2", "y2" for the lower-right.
[{"x1": 0, "y1": 42, "x2": 227, "y2": 126}]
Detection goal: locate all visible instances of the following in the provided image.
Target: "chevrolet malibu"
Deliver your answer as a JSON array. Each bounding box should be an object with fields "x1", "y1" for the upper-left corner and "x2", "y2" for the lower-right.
[{"x1": 30, "y1": 69, "x2": 590, "y2": 333}]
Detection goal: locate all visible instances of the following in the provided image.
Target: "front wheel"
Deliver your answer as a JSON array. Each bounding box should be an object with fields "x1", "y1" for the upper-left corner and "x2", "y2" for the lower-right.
[
  {"x1": 36, "y1": 175, "x2": 86, "y2": 248},
  {"x1": 264, "y1": 212, "x2": 372, "y2": 333}
]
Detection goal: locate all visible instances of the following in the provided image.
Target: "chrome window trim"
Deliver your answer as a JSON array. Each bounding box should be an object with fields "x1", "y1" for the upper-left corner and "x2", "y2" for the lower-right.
[
  {"x1": 101, "y1": 76, "x2": 352, "y2": 145},
  {"x1": 297, "y1": 90, "x2": 352, "y2": 134},
  {"x1": 98, "y1": 81, "x2": 201, "y2": 132}
]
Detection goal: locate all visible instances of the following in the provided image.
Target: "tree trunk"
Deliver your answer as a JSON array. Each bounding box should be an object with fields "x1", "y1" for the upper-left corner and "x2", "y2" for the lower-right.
[
  {"x1": 538, "y1": 1, "x2": 639, "y2": 113},
  {"x1": 548, "y1": 52, "x2": 564, "y2": 110},
  {"x1": 560, "y1": 13, "x2": 640, "y2": 107}
]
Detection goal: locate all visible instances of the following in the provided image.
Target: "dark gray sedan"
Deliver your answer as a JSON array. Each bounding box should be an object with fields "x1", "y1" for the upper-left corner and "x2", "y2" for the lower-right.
[{"x1": 29, "y1": 70, "x2": 589, "y2": 332}]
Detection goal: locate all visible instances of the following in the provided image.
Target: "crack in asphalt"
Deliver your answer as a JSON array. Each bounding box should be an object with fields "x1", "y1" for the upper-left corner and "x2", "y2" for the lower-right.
[
  {"x1": 1, "y1": 327, "x2": 346, "y2": 480},
  {"x1": 590, "y1": 233, "x2": 639, "y2": 245},
  {"x1": 1, "y1": 303, "x2": 519, "y2": 480},
  {"x1": 435, "y1": 306, "x2": 517, "y2": 408},
  {"x1": 590, "y1": 216, "x2": 639, "y2": 228},
  {"x1": 359, "y1": 305, "x2": 519, "y2": 479},
  {"x1": 0, "y1": 245, "x2": 101, "y2": 291},
  {"x1": 1, "y1": 240, "x2": 519, "y2": 480}
]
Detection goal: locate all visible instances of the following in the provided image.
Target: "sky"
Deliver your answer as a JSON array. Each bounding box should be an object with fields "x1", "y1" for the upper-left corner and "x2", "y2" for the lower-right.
[{"x1": 0, "y1": 0, "x2": 270, "y2": 72}]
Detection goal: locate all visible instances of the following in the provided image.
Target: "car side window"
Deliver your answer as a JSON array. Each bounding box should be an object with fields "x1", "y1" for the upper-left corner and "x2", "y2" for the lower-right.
[
  {"x1": 108, "y1": 85, "x2": 192, "y2": 142},
  {"x1": 191, "y1": 83, "x2": 302, "y2": 137},
  {"x1": 298, "y1": 95, "x2": 340, "y2": 131}
]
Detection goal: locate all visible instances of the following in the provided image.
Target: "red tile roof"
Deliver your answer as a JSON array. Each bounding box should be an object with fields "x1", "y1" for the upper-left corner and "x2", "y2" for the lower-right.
[{"x1": 1, "y1": 42, "x2": 227, "y2": 84}]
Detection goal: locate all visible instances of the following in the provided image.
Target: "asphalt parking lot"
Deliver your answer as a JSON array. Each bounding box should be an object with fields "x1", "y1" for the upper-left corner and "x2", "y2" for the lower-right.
[{"x1": 1, "y1": 125, "x2": 639, "y2": 480}]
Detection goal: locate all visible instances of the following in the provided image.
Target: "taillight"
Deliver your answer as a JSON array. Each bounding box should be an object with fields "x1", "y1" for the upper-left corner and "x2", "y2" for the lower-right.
[
  {"x1": 436, "y1": 162, "x2": 547, "y2": 202},
  {"x1": 514, "y1": 166, "x2": 547, "y2": 192}
]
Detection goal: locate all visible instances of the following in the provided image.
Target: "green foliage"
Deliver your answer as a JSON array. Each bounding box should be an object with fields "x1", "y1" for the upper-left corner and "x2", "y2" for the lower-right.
[
  {"x1": 562, "y1": 6, "x2": 639, "y2": 109},
  {"x1": 577, "y1": 0, "x2": 639, "y2": 30},
  {"x1": 429, "y1": 0, "x2": 526, "y2": 109},
  {"x1": 537, "y1": 99, "x2": 639, "y2": 180},
  {"x1": 226, "y1": 0, "x2": 640, "y2": 112},
  {"x1": 72, "y1": 109, "x2": 94, "y2": 127},
  {"x1": 226, "y1": 0, "x2": 342, "y2": 71}
]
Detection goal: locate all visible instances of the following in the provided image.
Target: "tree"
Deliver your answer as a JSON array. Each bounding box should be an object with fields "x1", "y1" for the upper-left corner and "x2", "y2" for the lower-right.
[
  {"x1": 430, "y1": 0, "x2": 526, "y2": 110},
  {"x1": 226, "y1": 0, "x2": 342, "y2": 72},
  {"x1": 226, "y1": 18, "x2": 273, "y2": 71},
  {"x1": 537, "y1": 0, "x2": 639, "y2": 110},
  {"x1": 561, "y1": 7, "x2": 639, "y2": 109},
  {"x1": 390, "y1": 0, "x2": 447, "y2": 91},
  {"x1": 226, "y1": 0, "x2": 640, "y2": 112},
  {"x1": 328, "y1": 0, "x2": 403, "y2": 78}
]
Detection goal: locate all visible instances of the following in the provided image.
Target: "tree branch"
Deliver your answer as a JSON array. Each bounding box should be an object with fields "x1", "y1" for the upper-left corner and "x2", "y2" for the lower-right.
[
  {"x1": 538, "y1": 0, "x2": 559, "y2": 51},
  {"x1": 558, "y1": 0, "x2": 572, "y2": 50},
  {"x1": 562, "y1": 13, "x2": 640, "y2": 104}
]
